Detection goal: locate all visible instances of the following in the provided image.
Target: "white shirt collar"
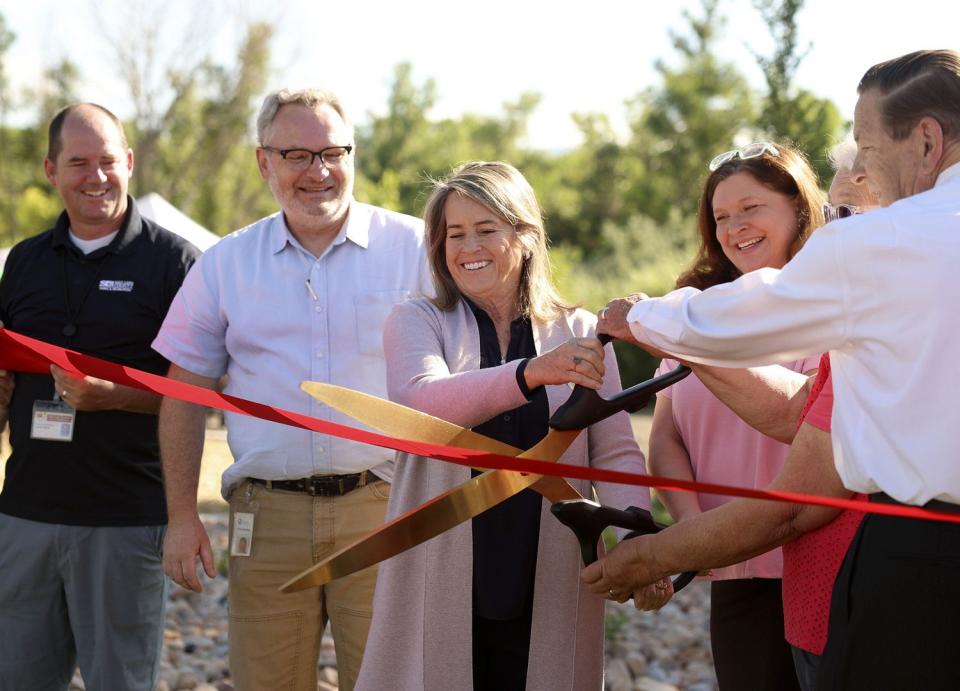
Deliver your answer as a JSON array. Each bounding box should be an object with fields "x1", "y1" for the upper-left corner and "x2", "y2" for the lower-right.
[
  {"x1": 341, "y1": 201, "x2": 370, "y2": 249},
  {"x1": 935, "y1": 160, "x2": 960, "y2": 187},
  {"x1": 269, "y1": 198, "x2": 367, "y2": 255}
]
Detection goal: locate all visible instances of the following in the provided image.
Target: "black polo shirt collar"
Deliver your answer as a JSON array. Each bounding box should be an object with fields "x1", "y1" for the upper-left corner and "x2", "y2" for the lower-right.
[{"x1": 50, "y1": 195, "x2": 144, "y2": 258}]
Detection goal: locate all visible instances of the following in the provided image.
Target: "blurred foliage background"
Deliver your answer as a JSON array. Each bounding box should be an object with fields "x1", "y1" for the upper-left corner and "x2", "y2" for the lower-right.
[{"x1": 0, "y1": 0, "x2": 843, "y2": 382}]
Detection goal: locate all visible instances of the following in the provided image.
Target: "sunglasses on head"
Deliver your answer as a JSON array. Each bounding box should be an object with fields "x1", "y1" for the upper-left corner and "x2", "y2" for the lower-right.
[
  {"x1": 823, "y1": 203, "x2": 860, "y2": 223},
  {"x1": 708, "y1": 142, "x2": 781, "y2": 172}
]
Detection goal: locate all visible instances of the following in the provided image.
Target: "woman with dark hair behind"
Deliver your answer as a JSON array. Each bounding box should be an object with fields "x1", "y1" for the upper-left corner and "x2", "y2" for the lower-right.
[{"x1": 647, "y1": 142, "x2": 824, "y2": 691}]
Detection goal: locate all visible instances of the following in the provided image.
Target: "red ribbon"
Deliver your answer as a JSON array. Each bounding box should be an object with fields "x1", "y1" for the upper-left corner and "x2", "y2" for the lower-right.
[{"x1": 2, "y1": 327, "x2": 958, "y2": 525}]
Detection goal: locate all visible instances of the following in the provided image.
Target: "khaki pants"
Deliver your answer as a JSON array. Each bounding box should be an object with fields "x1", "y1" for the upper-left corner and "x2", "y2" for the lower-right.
[{"x1": 227, "y1": 478, "x2": 390, "y2": 691}]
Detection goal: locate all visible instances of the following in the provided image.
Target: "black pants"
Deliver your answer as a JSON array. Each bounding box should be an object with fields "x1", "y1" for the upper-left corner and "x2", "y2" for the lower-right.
[
  {"x1": 817, "y1": 507, "x2": 960, "y2": 690},
  {"x1": 710, "y1": 578, "x2": 801, "y2": 691}
]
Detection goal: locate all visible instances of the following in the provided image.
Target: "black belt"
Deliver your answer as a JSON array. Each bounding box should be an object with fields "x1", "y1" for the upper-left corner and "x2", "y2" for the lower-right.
[
  {"x1": 870, "y1": 492, "x2": 960, "y2": 515},
  {"x1": 250, "y1": 471, "x2": 375, "y2": 497}
]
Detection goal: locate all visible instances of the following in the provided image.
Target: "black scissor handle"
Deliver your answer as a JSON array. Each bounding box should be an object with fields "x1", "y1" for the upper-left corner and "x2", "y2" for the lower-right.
[
  {"x1": 549, "y1": 333, "x2": 691, "y2": 431},
  {"x1": 551, "y1": 498, "x2": 696, "y2": 594}
]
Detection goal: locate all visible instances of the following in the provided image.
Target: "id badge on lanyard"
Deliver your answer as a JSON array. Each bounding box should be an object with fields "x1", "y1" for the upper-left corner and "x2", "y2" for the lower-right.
[{"x1": 30, "y1": 390, "x2": 76, "y2": 442}]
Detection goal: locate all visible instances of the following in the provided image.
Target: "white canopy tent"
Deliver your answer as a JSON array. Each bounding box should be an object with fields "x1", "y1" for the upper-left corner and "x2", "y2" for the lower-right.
[{"x1": 136, "y1": 193, "x2": 220, "y2": 252}]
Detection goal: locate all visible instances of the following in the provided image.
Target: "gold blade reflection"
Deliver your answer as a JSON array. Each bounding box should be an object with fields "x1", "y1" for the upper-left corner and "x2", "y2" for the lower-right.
[
  {"x1": 280, "y1": 427, "x2": 579, "y2": 592},
  {"x1": 300, "y1": 381, "x2": 581, "y2": 502},
  {"x1": 301, "y1": 381, "x2": 523, "y2": 455}
]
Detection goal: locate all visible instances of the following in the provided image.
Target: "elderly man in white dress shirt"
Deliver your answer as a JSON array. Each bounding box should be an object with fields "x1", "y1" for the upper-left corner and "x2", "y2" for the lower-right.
[
  {"x1": 153, "y1": 88, "x2": 430, "y2": 691},
  {"x1": 588, "y1": 50, "x2": 960, "y2": 690}
]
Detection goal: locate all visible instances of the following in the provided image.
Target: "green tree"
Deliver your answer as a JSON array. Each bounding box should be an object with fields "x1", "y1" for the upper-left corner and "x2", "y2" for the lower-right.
[
  {"x1": 0, "y1": 48, "x2": 79, "y2": 243},
  {"x1": 354, "y1": 63, "x2": 439, "y2": 213},
  {"x1": 356, "y1": 62, "x2": 540, "y2": 217},
  {"x1": 88, "y1": 0, "x2": 276, "y2": 234},
  {"x1": 623, "y1": 0, "x2": 755, "y2": 223},
  {"x1": 752, "y1": 0, "x2": 844, "y2": 182},
  {"x1": 0, "y1": 13, "x2": 14, "y2": 121},
  {"x1": 0, "y1": 13, "x2": 18, "y2": 240},
  {"x1": 529, "y1": 113, "x2": 629, "y2": 254}
]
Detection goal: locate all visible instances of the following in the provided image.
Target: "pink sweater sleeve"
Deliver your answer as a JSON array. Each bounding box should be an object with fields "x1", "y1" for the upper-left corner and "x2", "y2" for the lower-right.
[{"x1": 383, "y1": 300, "x2": 530, "y2": 428}]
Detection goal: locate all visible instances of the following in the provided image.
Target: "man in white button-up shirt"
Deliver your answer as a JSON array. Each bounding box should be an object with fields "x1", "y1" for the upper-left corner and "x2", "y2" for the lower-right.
[
  {"x1": 153, "y1": 89, "x2": 430, "y2": 691},
  {"x1": 589, "y1": 50, "x2": 960, "y2": 690}
]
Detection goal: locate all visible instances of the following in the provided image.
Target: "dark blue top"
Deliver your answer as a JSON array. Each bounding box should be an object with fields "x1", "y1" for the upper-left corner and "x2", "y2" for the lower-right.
[{"x1": 466, "y1": 298, "x2": 548, "y2": 622}]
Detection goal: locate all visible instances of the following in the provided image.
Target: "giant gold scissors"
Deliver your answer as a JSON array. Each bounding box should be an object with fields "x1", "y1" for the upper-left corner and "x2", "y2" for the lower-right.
[{"x1": 281, "y1": 347, "x2": 691, "y2": 593}]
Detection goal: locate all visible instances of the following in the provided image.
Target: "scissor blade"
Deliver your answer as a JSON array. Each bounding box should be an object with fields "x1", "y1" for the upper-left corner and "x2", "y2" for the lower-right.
[
  {"x1": 280, "y1": 428, "x2": 580, "y2": 592},
  {"x1": 301, "y1": 381, "x2": 523, "y2": 455},
  {"x1": 301, "y1": 381, "x2": 581, "y2": 503}
]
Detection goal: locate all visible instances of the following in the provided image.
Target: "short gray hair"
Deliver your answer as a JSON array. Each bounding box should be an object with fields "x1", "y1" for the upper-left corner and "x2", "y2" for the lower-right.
[
  {"x1": 828, "y1": 133, "x2": 858, "y2": 172},
  {"x1": 256, "y1": 88, "x2": 354, "y2": 145}
]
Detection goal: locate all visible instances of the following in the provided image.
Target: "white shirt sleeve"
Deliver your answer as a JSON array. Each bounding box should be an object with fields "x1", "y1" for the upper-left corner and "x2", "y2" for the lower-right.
[
  {"x1": 627, "y1": 224, "x2": 852, "y2": 367},
  {"x1": 152, "y1": 249, "x2": 230, "y2": 378}
]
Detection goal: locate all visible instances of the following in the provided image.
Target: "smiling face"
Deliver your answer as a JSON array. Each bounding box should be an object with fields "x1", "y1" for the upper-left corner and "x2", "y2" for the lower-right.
[
  {"x1": 443, "y1": 192, "x2": 526, "y2": 313},
  {"x1": 256, "y1": 103, "x2": 354, "y2": 238},
  {"x1": 43, "y1": 109, "x2": 133, "y2": 239},
  {"x1": 712, "y1": 171, "x2": 799, "y2": 273}
]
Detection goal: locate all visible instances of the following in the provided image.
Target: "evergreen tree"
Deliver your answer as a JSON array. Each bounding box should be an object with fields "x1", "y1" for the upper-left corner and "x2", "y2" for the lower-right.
[{"x1": 752, "y1": 0, "x2": 844, "y2": 182}]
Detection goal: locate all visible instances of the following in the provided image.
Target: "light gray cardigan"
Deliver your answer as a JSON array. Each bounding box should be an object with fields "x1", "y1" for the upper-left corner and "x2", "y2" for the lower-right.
[{"x1": 355, "y1": 298, "x2": 650, "y2": 691}]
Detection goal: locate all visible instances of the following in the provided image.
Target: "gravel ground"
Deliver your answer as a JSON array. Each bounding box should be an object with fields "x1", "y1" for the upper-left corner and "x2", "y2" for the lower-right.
[{"x1": 65, "y1": 511, "x2": 715, "y2": 691}]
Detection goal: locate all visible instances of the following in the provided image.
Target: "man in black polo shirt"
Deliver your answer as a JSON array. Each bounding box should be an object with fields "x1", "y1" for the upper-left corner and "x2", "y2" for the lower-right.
[{"x1": 0, "y1": 103, "x2": 199, "y2": 690}]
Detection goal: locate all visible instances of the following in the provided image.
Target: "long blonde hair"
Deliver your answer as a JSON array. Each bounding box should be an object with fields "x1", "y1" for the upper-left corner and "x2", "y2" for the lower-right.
[{"x1": 423, "y1": 161, "x2": 573, "y2": 320}]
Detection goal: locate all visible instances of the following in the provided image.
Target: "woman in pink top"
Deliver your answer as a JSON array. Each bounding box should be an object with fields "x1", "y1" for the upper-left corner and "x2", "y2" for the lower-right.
[{"x1": 648, "y1": 142, "x2": 824, "y2": 691}]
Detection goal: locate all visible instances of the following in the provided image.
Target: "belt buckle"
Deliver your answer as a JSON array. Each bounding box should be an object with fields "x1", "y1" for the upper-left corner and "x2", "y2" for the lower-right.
[{"x1": 308, "y1": 475, "x2": 336, "y2": 497}]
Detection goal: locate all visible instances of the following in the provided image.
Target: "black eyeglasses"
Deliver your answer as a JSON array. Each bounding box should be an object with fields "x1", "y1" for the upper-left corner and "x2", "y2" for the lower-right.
[
  {"x1": 260, "y1": 145, "x2": 353, "y2": 169},
  {"x1": 823, "y1": 203, "x2": 860, "y2": 222},
  {"x1": 708, "y1": 142, "x2": 780, "y2": 171}
]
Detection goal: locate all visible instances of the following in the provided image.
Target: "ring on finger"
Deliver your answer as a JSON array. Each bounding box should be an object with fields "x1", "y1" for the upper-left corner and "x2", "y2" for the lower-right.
[{"x1": 599, "y1": 307, "x2": 608, "y2": 320}]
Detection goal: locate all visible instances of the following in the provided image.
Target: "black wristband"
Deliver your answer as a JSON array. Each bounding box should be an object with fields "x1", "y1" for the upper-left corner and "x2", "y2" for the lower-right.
[{"x1": 515, "y1": 359, "x2": 541, "y2": 400}]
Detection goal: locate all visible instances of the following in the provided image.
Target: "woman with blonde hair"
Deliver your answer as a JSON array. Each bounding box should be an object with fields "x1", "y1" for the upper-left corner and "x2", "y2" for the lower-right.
[{"x1": 356, "y1": 161, "x2": 657, "y2": 691}]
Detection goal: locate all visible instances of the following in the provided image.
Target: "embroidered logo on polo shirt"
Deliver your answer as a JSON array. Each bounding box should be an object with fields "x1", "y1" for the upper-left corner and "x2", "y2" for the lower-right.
[{"x1": 98, "y1": 280, "x2": 135, "y2": 292}]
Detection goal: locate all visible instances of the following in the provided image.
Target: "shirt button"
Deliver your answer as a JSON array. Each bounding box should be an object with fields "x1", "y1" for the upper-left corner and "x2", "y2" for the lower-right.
[
  {"x1": 503, "y1": 414, "x2": 511, "y2": 421},
  {"x1": 316, "y1": 352, "x2": 323, "y2": 358},
  {"x1": 317, "y1": 447, "x2": 324, "y2": 453},
  {"x1": 315, "y1": 306, "x2": 323, "y2": 313}
]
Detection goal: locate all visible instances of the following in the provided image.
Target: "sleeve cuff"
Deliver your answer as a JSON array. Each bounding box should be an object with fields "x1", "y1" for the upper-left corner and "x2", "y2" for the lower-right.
[{"x1": 515, "y1": 359, "x2": 540, "y2": 400}]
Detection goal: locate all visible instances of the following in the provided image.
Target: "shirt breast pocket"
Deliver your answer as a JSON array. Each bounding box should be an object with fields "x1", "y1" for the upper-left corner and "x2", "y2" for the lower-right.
[{"x1": 354, "y1": 290, "x2": 410, "y2": 356}]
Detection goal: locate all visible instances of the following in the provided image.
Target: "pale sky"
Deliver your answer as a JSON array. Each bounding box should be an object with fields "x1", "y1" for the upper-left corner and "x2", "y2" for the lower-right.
[{"x1": 3, "y1": 0, "x2": 959, "y2": 150}]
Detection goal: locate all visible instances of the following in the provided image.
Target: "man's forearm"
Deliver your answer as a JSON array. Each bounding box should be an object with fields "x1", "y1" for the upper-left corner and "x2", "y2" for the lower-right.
[
  {"x1": 111, "y1": 383, "x2": 163, "y2": 414},
  {"x1": 159, "y1": 396, "x2": 207, "y2": 518},
  {"x1": 687, "y1": 364, "x2": 814, "y2": 444},
  {"x1": 644, "y1": 497, "x2": 802, "y2": 579},
  {"x1": 158, "y1": 365, "x2": 220, "y2": 518}
]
